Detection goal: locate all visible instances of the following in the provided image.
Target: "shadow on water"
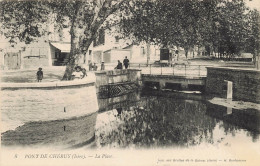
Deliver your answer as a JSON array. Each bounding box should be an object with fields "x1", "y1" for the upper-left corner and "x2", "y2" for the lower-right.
[{"x1": 94, "y1": 91, "x2": 260, "y2": 149}]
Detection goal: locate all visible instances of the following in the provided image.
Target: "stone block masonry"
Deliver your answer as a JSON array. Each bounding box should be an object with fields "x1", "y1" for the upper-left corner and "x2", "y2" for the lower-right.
[
  {"x1": 206, "y1": 67, "x2": 260, "y2": 104},
  {"x1": 95, "y1": 69, "x2": 142, "y2": 96},
  {"x1": 95, "y1": 69, "x2": 142, "y2": 86}
]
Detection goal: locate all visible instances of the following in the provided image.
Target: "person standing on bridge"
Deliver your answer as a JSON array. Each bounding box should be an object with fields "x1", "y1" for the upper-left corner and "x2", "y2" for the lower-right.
[{"x1": 123, "y1": 56, "x2": 129, "y2": 69}]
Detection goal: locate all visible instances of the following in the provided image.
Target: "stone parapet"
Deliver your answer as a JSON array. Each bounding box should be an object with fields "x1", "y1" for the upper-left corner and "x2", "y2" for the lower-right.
[
  {"x1": 1, "y1": 78, "x2": 98, "y2": 148},
  {"x1": 206, "y1": 67, "x2": 260, "y2": 103}
]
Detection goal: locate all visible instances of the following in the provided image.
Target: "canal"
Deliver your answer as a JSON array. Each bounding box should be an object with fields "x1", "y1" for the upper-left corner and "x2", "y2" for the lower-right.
[
  {"x1": 2, "y1": 89, "x2": 259, "y2": 150},
  {"x1": 94, "y1": 91, "x2": 260, "y2": 149}
]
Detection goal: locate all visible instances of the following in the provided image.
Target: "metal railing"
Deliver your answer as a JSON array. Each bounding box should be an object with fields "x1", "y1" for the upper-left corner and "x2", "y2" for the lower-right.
[
  {"x1": 128, "y1": 63, "x2": 212, "y2": 77},
  {"x1": 91, "y1": 63, "x2": 212, "y2": 77}
]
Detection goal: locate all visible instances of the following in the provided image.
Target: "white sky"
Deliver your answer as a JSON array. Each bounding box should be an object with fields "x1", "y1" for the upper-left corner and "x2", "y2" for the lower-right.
[{"x1": 246, "y1": 0, "x2": 260, "y2": 11}]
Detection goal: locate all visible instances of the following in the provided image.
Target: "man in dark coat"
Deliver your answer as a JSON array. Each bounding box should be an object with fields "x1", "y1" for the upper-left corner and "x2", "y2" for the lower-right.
[{"x1": 123, "y1": 56, "x2": 129, "y2": 69}]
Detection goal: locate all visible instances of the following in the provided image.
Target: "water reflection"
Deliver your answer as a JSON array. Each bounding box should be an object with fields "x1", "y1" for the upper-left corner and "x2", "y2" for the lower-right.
[
  {"x1": 206, "y1": 102, "x2": 260, "y2": 142},
  {"x1": 95, "y1": 94, "x2": 260, "y2": 149},
  {"x1": 97, "y1": 91, "x2": 141, "y2": 113},
  {"x1": 1, "y1": 113, "x2": 97, "y2": 149}
]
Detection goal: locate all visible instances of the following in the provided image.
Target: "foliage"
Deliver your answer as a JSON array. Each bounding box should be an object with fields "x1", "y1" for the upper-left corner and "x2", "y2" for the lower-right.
[
  {"x1": 1, "y1": 1, "x2": 50, "y2": 45},
  {"x1": 115, "y1": 0, "x2": 260, "y2": 58},
  {"x1": 244, "y1": 9, "x2": 260, "y2": 62},
  {"x1": 1, "y1": 0, "x2": 126, "y2": 79}
]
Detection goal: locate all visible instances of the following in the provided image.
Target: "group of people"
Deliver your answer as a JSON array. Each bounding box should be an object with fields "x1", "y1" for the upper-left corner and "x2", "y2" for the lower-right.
[
  {"x1": 72, "y1": 66, "x2": 87, "y2": 80},
  {"x1": 36, "y1": 56, "x2": 130, "y2": 82},
  {"x1": 88, "y1": 62, "x2": 98, "y2": 71},
  {"x1": 115, "y1": 56, "x2": 129, "y2": 69},
  {"x1": 36, "y1": 66, "x2": 87, "y2": 82},
  {"x1": 89, "y1": 61, "x2": 105, "y2": 71}
]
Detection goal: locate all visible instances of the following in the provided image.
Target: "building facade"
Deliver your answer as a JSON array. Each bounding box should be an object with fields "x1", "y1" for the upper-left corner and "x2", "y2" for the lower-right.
[{"x1": 1, "y1": 26, "x2": 161, "y2": 70}]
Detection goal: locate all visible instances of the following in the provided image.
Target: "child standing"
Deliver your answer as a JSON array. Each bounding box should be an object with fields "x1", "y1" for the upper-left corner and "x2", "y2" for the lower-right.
[{"x1": 37, "y1": 67, "x2": 43, "y2": 82}]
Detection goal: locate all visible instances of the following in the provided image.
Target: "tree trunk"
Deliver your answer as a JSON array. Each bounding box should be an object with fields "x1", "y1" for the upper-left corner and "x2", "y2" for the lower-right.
[
  {"x1": 254, "y1": 49, "x2": 260, "y2": 70},
  {"x1": 62, "y1": 3, "x2": 83, "y2": 80},
  {"x1": 62, "y1": 34, "x2": 80, "y2": 80},
  {"x1": 184, "y1": 47, "x2": 189, "y2": 59},
  {"x1": 192, "y1": 47, "x2": 194, "y2": 58},
  {"x1": 197, "y1": 45, "x2": 200, "y2": 56},
  {"x1": 257, "y1": 54, "x2": 260, "y2": 70},
  {"x1": 177, "y1": 46, "x2": 180, "y2": 61},
  {"x1": 61, "y1": 2, "x2": 101, "y2": 80},
  {"x1": 146, "y1": 43, "x2": 150, "y2": 66}
]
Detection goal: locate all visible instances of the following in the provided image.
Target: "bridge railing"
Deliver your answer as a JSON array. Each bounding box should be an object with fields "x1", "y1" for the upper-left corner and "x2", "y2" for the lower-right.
[{"x1": 128, "y1": 63, "x2": 213, "y2": 76}]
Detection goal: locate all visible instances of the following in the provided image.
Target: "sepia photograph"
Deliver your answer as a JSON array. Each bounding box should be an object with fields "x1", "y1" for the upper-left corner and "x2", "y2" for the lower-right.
[{"x1": 0, "y1": 0, "x2": 260, "y2": 165}]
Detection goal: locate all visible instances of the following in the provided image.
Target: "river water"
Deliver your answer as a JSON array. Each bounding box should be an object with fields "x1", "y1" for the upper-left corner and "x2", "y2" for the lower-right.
[
  {"x1": 94, "y1": 92, "x2": 260, "y2": 149},
  {"x1": 1, "y1": 90, "x2": 260, "y2": 150}
]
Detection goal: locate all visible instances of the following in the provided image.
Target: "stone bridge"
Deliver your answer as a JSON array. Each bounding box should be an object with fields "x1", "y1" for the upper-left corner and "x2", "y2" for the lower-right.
[
  {"x1": 95, "y1": 69, "x2": 142, "y2": 99},
  {"x1": 142, "y1": 74, "x2": 206, "y2": 92}
]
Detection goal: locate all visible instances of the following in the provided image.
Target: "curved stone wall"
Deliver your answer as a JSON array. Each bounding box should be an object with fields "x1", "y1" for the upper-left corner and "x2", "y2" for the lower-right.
[{"x1": 1, "y1": 78, "x2": 98, "y2": 148}]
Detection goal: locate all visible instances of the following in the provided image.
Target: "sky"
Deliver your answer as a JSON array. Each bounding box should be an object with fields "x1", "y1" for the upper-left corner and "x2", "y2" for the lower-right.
[{"x1": 246, "y1": 0, "x2": 260, "y2": 11}]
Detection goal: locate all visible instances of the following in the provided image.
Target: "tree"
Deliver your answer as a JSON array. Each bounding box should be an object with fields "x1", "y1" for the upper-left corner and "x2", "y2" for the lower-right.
[
  {"x1": 245, "y1": 9, "x2": 260, "y2": 68},
  {"x1": 115, "y1": 0, "x2": 258, "y2": 60},
  {"x1": 216, "y1": 0, "x2": 249, "y2": 58},
  {"x1": 1, "y1": 0, "x2": 126, "y2": 79}
]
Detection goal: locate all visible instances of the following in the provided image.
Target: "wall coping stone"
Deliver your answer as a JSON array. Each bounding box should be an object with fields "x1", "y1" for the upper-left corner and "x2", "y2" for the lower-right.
[
  {"x1": 95, "y1": 69, "x2": 141, "y2": 75},
  {"x1": 142, "y1": 74, "x2": 206, "y2": 80},
  {"x1": 206, "y1": 66, "x2": 260, "y2": 74},
  {"x1": 1, "y1": 77, "x2": 96, "y2": 89}
]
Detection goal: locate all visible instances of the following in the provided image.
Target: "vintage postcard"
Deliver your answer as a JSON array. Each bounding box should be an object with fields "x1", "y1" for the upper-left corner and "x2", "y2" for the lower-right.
[{"x1": 1, "y1": 0, "x2": 260, "y2": 166}]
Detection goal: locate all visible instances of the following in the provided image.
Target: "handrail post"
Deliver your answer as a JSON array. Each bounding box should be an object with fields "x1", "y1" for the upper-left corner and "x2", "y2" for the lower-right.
[
  {"x1": 185, "y1": 65, "x2": 186, "y2": 76},
  {"x1": 139, "y1": 64, "x2": 140, "y2": 69},
  {"x1": 198, "y1": 65, "x2": 200, "y2": 76},
  {"x1": 161, "y1": 64, "x2": 162, "y2": 75},
  {"x1": 150, "y1": 64, "x2": 151, "y2": 74},
  {"x1": 173, "y1": 64, "x2": 174, "y2": 75}
]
